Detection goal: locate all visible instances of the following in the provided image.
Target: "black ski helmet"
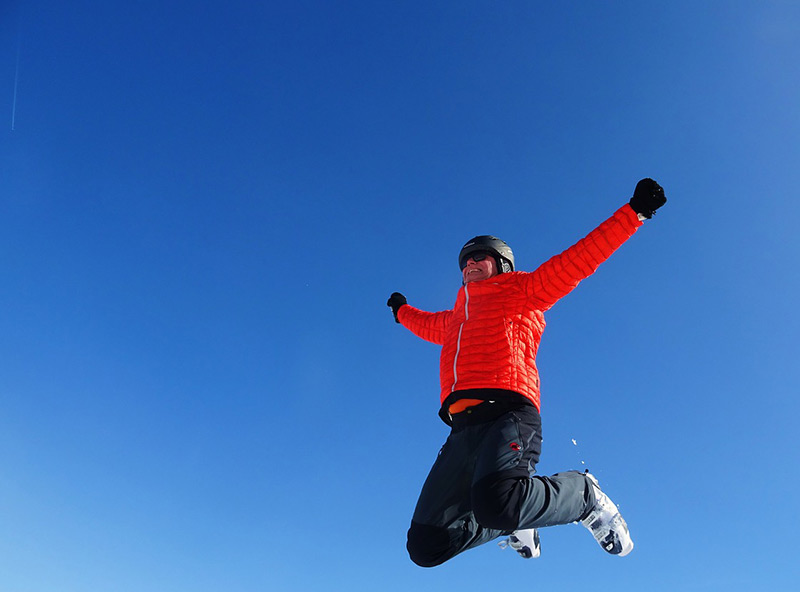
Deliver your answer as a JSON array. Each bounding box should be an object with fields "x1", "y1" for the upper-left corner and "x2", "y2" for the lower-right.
[{"x1": 459, "y1": 235, "x2": 515, "y2": 274}]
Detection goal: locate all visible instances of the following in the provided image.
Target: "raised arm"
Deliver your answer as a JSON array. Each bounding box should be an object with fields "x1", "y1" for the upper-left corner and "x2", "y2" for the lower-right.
[
  {"x1": 387, "y1": 292, "x2": 453, "y2": 345},
  {"x1": 527, "y1": 178, "x2": 666, "y2": 310}
]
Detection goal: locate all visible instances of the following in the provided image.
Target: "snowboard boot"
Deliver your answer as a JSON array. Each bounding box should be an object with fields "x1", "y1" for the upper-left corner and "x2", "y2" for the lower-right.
[
  {"x1": 498, "y1": 528, "x2": 540, "y2": 559},
  {"x1": 581, "y1": 473, "x2": 633, "y2": 556}
]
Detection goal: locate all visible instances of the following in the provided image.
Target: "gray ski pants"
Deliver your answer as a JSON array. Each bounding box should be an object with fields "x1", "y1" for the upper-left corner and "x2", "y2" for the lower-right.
[{"x1": 407, "y1": 405, "x2": 594, "y2": 567}]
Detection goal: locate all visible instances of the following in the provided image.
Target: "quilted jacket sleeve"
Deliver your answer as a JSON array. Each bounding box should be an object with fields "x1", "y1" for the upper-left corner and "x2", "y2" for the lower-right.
[
  {"x1": 397, "y1": 305, "x2": 453, "y2": 346},
  {"x1": 526, "y1": 204, "x2": 643, "y2": 310}
]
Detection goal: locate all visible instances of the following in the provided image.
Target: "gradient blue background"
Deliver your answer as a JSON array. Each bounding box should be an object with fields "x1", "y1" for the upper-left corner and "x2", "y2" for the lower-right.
[{"x1": 2, "y1": 1, "x2": 799, "y2": 590}]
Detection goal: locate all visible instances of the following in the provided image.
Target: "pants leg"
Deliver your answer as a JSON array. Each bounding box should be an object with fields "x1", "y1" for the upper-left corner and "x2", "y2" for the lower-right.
[
  {"x1": 471, "y1": 407, "x2": 593, "y2": 531},
  {"x1": 407, "y1": 427, "x2": 505, "y2": 567}
]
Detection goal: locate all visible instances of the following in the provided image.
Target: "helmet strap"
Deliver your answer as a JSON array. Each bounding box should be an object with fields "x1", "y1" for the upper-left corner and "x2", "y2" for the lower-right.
[{"x1": 497, "y1": 257, "x2": 512, "y2": 274}]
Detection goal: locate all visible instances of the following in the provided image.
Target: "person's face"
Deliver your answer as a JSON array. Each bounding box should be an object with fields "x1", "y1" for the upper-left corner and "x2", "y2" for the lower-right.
[{"x1": 462, "y1": 252, "x2": 498, "y2": 283}]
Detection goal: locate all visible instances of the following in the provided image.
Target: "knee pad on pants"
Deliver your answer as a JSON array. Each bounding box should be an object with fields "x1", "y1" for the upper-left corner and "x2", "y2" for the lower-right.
[
  {"x1": 407, "y1": 521, "x2": 453, "y2": 567},
  {"x1": 471, "y1": 472, "x2": 526, "y2": 531}
]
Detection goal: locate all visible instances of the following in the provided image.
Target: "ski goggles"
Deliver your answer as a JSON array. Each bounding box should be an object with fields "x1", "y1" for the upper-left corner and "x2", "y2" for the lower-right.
[{"x1": 459, "y1": 251, "x2": 492, "y2": 270}]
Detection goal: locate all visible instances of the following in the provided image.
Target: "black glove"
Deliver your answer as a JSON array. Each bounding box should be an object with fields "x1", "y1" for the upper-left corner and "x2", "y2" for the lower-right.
[
  {"x1": 387, "y1": 292, "x2": 407, "y2": 323},
  {"x1": 629, "y1": 178, "x2": 666, "y2": 219}
]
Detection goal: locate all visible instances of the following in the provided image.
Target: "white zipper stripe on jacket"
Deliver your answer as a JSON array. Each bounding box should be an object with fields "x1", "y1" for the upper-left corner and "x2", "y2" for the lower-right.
[{"x1": 451, "y1": 284, "x2": 469, "y2": 392}]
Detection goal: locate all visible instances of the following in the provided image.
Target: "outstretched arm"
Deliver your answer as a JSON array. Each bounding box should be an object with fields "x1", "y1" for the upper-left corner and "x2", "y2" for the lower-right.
[
  {"x1": 527, "y1": 178, "x2": 666, "y2": 310},
  {"x1": 387, "y1": 292, "x2": 452, "y2": 345}
]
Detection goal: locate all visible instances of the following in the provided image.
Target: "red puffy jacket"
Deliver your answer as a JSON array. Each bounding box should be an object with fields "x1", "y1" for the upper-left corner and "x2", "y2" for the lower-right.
[{"x1": 397, "y1": 204, "x2": 643, "y2": 411}]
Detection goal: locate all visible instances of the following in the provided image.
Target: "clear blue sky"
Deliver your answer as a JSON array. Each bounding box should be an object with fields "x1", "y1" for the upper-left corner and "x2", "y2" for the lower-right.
[{"x1": 2, "y1": 1, "x2": 799, "y2": 590}]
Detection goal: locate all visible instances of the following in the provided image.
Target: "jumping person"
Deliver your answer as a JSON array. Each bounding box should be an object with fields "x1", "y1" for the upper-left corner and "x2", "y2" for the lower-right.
[{"x1": 387, "y1": 179, "x2": 666, "y2": 566}]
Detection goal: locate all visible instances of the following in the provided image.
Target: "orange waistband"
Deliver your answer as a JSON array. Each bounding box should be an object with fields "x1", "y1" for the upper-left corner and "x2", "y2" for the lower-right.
[{"x1": 447, "y1": 398, "x2": 486, "y2": 415}]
